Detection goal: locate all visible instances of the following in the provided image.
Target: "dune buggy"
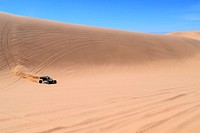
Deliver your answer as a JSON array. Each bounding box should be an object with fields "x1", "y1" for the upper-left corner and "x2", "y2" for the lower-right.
[{"x1": 39, "y1": 76, "x2": 57, "y2": 84}]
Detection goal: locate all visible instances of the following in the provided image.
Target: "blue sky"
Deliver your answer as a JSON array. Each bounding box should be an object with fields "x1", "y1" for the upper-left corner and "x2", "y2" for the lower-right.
[{"x1": 0, "y1": 0, "x2": 200, "y2": 33}]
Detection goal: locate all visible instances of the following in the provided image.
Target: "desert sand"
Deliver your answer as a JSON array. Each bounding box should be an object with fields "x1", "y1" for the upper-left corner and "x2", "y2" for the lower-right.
[{"x1": 0, "y1": 12, "x2": 200, "y2": 133}]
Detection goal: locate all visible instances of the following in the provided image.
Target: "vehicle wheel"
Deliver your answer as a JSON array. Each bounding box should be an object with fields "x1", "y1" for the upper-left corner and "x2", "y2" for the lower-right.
[
  {"x1": 39, "y1": 80, "x2": 43, "y2": 83},
  {"x1": 54, "y1": 80, "x2": 57, "y2": 84}
]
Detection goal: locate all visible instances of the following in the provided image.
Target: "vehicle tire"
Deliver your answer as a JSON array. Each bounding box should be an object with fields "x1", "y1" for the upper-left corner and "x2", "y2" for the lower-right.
[
  {"x1": 54, "y1": 80, "x2": 57, "y2": 84},
  {"x1": 39, "y1": 80, "x2": 43, "y2": 83}
]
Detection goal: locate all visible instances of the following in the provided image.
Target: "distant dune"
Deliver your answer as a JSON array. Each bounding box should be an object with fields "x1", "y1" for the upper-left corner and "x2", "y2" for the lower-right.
[
  {"x1": 169, "y1": 31, "x2": 200, "y2": 40},
  {"x1": 1, "y1": 12, "x2": 200, "y2": 133}
]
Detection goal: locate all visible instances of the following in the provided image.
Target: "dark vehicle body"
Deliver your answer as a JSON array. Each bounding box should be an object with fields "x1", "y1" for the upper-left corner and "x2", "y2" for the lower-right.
[{"x1": 39, "y1": 76, "x2": 57, "y2": 84}]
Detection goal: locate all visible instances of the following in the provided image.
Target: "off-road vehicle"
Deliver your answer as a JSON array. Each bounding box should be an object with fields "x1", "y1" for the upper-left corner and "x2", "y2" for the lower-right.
[{"x1": 39, "y1": 76, "x2": 57, "y2": 84}]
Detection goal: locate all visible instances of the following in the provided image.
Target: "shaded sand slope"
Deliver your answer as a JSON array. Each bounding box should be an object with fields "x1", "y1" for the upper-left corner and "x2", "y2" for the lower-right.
[
  {"x1": 0, "y1": 12, "x2": 200, "y2": 76},
  {"x1": 1, "y1": 12, "x2": 200, "y2": 133}
]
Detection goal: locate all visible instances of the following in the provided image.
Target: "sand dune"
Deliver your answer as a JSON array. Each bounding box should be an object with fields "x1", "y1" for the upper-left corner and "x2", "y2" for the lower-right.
[
  {"x1": 1, "y1": 12, "x2": 200, "y2": 133},
  {"x1": 169, "y1": 31, "x2": 200, "y2": 40}
]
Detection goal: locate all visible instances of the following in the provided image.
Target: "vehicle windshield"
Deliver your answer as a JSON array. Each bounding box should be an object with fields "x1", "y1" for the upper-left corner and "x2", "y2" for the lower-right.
[{"x1": 47, "y1": 77, "x2": 53, "y2": 80}]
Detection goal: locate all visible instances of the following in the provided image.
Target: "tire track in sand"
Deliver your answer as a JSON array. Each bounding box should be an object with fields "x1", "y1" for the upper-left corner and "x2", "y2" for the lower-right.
[
  {"x1": 0, "y1": 22, "x2": 12, "y2": 70},
  {"x1": 0, "y1": 22, "x2": 16, "y2": 69},
  {"x1": 136, "y1": 104, "x2": 200, "y2": 133},
  {"x1": 0, "y1": 22, "x2": 21, "y2": 91}
]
